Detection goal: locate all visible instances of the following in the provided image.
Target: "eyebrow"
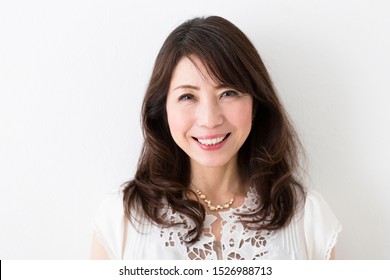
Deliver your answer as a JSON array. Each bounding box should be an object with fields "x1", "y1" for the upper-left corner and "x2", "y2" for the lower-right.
[
  {"x1": 172, "y1": 84, "x2": 231, "y2": 91},
  {"x1": 173, "y1": 85, "x2": 200, "y2": 91}
]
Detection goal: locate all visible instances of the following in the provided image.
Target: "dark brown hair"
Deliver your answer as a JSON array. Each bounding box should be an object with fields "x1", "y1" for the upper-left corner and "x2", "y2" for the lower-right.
[{"x1": 123, "y1": 16, "x2": 305, "y2": 244}]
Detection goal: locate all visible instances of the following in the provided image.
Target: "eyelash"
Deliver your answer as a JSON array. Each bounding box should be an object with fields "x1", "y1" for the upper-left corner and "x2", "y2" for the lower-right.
[
  {"x1": 178, "y1": 94, "x2": 195, "y2": 101},
  {"x1": 178, "y1": 90, "x2": 239, "y2": 102},
  {"x1": 220, "y1": 90, "x2": 239, "y2": 98}
]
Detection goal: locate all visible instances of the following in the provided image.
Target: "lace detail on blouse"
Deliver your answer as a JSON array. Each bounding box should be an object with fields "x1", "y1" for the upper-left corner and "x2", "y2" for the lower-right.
[{"x1": 159, "y1": 187, "x2": 277, "y2": 260}]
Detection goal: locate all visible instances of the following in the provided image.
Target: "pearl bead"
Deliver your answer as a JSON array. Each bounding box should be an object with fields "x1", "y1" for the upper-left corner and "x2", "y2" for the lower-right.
[{"x1": 196, "y1": 189, "x2": 235, "y2": 211}]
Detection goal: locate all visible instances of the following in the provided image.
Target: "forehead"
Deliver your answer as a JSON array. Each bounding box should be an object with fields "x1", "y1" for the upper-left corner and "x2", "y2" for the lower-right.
[{"x1": 169, "y1": 56, "x2": 219, "y2": 89}]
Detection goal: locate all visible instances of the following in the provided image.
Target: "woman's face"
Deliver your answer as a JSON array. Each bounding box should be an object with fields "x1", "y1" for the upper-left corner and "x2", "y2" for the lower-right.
[{"x1": 166, "y1": 56, "x2": 253, "y2": 168}]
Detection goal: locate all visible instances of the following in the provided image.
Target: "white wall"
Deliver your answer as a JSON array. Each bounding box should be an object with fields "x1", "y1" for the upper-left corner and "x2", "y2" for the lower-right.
[{"x1": 1, "y1": 0, "x2": 389, "y2": 259}]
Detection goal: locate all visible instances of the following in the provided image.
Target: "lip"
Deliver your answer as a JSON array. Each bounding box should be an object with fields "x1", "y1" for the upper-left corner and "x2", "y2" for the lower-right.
[
  {"x1": 192, "y1": 133, "x2": 230, "y2": 151},
  {"x1": 193, "y1": 133, "x2": 229, "y2": 140}
]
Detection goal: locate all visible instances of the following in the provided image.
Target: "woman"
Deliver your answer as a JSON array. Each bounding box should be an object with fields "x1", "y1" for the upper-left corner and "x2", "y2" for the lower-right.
[{"x1": 91, "y1": 16, "x2": 341, "y2": 260}]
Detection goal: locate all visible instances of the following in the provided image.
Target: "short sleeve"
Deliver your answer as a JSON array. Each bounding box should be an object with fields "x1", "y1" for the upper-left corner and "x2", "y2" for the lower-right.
[
  {"x1": 303, "y1": 190, "x2": 342, "y2": 259},
  {"x1": 92, "y1": 189, "x2": 125, "y2": 259}
]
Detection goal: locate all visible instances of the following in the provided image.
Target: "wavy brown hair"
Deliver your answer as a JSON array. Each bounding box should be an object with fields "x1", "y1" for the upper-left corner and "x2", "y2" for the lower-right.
[{"x1": 123, "y1": 16, "x2": 305, "y2": 244}]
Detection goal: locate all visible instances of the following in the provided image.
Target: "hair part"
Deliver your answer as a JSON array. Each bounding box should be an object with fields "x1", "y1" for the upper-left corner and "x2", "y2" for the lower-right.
[{"x1": 123, "y1": 16, "x2": 306, "y2": 244}]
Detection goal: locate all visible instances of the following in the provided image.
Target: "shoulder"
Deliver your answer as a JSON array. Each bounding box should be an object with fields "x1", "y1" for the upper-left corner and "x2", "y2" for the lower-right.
[
  {"x1": 304, "y1": 189, "x2": 334, "y2": 213},
  {"x1": 92, "y1": 188, "x2": 126, "y2": 259},
  {"x1": 302, "y1": 189, "x2": 342, "y2": 259},
  {"x1": 95, "y1": 188, "x2": 124, "y2": 222},
  {"x1": 303, "y1": 189, "x2": 339, "y2": 227}
]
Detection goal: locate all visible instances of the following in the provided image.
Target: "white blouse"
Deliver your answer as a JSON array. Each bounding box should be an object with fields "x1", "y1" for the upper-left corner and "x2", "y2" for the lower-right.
[{"x1": 93, "y1": 187, "x2": 341, "y2": 260}]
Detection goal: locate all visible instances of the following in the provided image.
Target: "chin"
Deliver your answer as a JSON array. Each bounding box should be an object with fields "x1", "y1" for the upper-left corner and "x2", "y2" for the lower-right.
[{"x1": 191, "y1": 157, "x2": 233, "y2": 168}]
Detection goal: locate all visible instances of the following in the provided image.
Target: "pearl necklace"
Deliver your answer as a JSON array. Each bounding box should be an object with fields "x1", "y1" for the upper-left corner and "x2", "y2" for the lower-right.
[{"x1": 196, "y1": 189, "x2": 235, "y2": 211}]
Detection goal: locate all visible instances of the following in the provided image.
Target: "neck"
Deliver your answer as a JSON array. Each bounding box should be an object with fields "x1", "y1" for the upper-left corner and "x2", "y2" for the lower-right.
[{"x1": 189, "y1": 158, "x2": 246, "y2": 202}]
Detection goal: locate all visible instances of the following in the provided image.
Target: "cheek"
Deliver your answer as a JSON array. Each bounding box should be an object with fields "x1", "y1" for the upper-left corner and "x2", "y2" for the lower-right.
[
  {"x1": 166, "y1": 105, "x2": 192, "y2": 139},
  {"x1": 228, "y1": 101, "x2": 253, "y2": 129}
]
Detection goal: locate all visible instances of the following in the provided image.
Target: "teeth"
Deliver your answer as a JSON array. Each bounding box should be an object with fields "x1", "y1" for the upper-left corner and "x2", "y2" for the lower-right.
[{"x1": 197, "y1": 136, "x2": 226, "y2": 146}]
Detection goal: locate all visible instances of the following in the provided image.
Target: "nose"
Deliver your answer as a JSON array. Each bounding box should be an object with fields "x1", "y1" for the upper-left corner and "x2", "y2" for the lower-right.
[{"x1": 195, "y1": 98, "x2": 223, "y2": 128}]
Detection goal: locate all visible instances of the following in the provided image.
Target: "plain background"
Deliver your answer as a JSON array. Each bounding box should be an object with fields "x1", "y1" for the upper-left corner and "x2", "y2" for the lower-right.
[{"x1": 1, "y1": 0, "x2": 389, "y2": 259}]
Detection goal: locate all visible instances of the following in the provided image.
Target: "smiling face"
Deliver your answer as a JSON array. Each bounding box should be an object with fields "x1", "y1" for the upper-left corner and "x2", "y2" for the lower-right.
[{"x1": 166, "y1": 56, "x2": 253, "y2": 168}]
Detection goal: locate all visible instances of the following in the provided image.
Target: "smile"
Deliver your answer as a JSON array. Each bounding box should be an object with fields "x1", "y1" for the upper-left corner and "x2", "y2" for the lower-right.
[{"x1": 192, "y1": 133, "x2": 230, "y2": 146}]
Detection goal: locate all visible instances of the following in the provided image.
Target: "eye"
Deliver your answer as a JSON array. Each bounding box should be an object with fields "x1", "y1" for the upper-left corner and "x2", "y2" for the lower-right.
[
  {"x1": 178, "y1": 93, "x2": 195, "y2": 102},
  {"x1": 221, "y1": 90, "x2": 239, "y2": 98}
]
